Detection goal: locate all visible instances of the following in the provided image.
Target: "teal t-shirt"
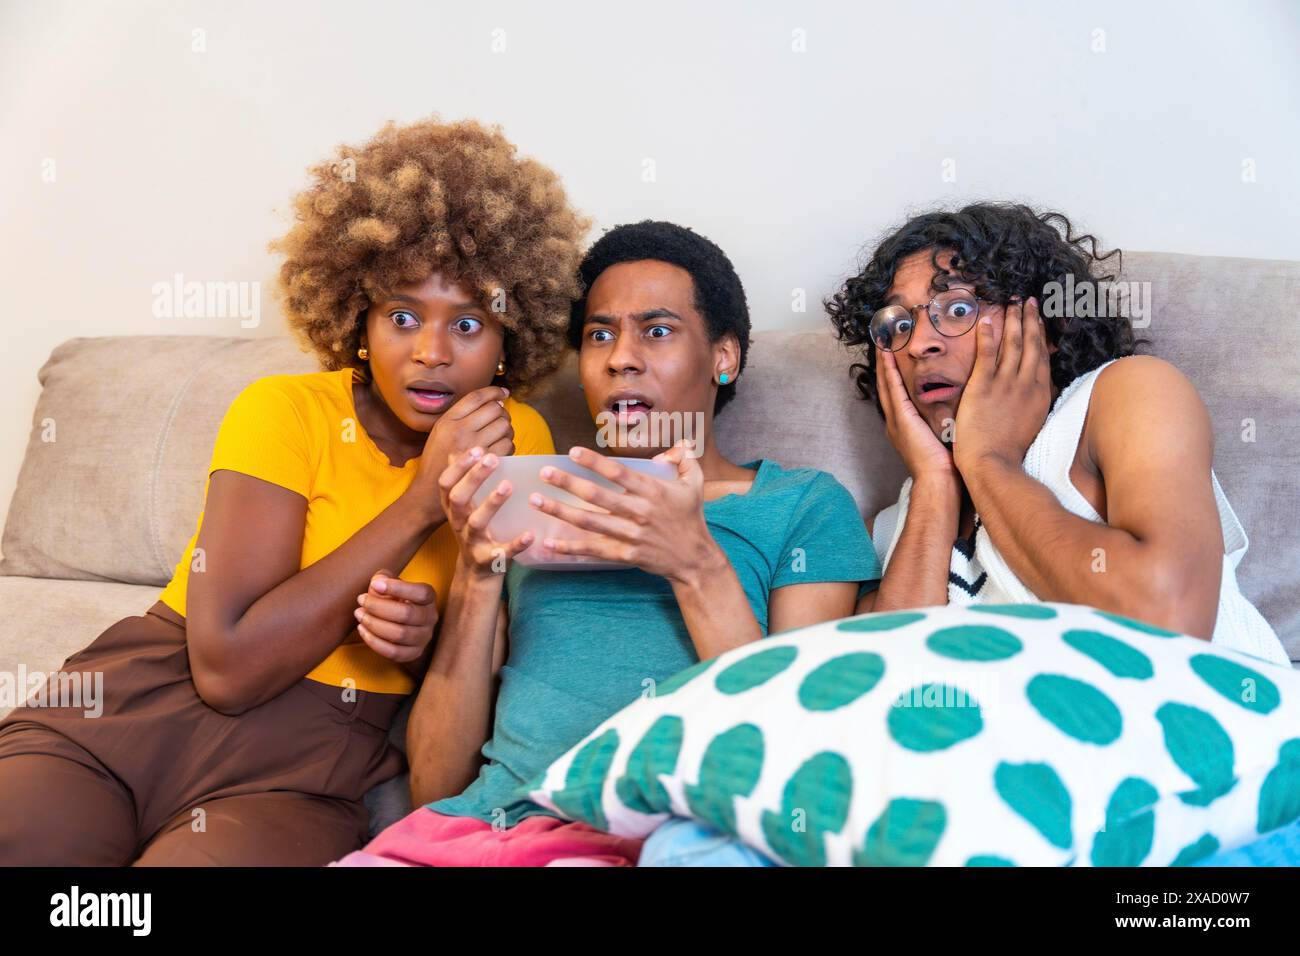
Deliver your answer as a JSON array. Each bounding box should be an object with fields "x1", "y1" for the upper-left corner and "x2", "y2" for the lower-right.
[{"x1": 427, "y1": 459, "x2": 880, "y2": 826}]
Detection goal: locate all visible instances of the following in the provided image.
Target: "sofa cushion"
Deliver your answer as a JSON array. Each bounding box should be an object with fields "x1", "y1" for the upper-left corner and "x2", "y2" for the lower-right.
[
  {"x1": 0, "y1": 576, "x2": 161, "y2": 720},
  {"x1": 528, "y1": 602, "x2": 1300, "y2": 866},
  {"x1": 1, "y1": 336, "x2": 317, "y2": 586}
]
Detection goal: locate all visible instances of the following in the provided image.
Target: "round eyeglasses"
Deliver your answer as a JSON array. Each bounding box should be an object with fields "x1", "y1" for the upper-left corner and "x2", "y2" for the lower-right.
[{"x1": 869, "y1": 289, "x2": 983, "y2": 352}]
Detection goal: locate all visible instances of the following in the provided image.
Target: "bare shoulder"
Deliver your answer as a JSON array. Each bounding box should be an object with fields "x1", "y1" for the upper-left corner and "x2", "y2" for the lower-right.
[
  {"x1": 1092, "y1": 355, "x2": 1207, "y2": 419},
  {"x1": 1094, "y1": 353, "x2": 1194, "y2": 389},
  {"x1": 1087, "y1": 355, "x2": 1213, "y2": 457}
]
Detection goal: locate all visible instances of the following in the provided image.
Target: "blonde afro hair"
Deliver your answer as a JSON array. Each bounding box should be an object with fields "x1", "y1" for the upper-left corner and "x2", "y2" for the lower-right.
[{"x1": 272, "y1": 116, "x2": 589, "y2": 393}]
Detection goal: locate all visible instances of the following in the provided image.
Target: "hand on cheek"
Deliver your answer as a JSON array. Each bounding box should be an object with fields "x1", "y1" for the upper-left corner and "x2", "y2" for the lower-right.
[
  {"x1": 981, "y1": 304, "x2": 1006, "y2": 358},
  {"x1": 877, "y1": 348, "x2": 957, "y2": 483},
  {"x1": 952, "y1": 297, "x2": 1053, "y2": 476}
]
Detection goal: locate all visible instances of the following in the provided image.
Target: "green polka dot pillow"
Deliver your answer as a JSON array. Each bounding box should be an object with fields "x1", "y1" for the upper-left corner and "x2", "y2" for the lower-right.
[{"x1": 525, "y1": 604, "x2": 1300, "y2": 866}]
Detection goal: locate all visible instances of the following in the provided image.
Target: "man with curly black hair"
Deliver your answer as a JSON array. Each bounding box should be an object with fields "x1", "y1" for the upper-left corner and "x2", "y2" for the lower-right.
[{"x1": 828, "y1": 202, "x2": 1288, "y2": 666}]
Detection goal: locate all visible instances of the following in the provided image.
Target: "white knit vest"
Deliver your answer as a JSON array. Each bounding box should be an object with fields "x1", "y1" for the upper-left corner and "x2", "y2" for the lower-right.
[{"x1": 874, "y1": 359, "x2": 1291, "y2": 667}]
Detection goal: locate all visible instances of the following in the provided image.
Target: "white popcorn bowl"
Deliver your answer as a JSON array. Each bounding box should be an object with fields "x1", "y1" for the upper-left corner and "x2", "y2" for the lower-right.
[{"x1": 468, "y1": 453, "x2": 675, "y2": 570}]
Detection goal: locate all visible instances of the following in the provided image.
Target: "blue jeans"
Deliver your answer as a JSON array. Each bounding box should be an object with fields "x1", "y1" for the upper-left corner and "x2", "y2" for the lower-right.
[
  {"x1": 637, "y1": 816, "x2": 1300, "y2": 867},
  {"x1": 638, "y1": 818, "x2": 778, "y2": 867},
  {"x1": 1191, "y1": 819, "x2": 1300, "y2": 867}
]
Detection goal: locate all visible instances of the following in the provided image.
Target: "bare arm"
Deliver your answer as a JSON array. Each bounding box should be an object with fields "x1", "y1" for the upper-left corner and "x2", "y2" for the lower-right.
[
  {"x1": 185, "y1": 472, "x2": 441, "y2": 714},
  {"x1": 666, "y1": 544, "x2": 766, "y2": 657},
  {"x1": 407, "y1": 567, "x2": 509, "y2": 806},
  {"x1": 406, "y1": 446, "x2": 534, "y2": 806},
  {"x1": 963, "y1": 356, "x2": 1223, "y2": 638},
  {"x1": 857, "y1": 477, "x2": 959, "y2": 614},
  {"x1": 855, "y1": 344, "x2": 964, "y2": 615},
  {"x1": 771, "y1": 580, "x2": 861, "y2": 633}
]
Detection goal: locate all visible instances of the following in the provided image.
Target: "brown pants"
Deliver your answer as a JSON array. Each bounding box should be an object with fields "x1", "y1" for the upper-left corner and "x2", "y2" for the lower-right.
[{"x1": 0, "y1": 601, "x2": 406, "y2": 866}]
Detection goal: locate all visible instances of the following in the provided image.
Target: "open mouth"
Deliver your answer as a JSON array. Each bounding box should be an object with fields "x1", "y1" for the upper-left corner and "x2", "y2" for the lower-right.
[
  {"x1": 407, "y1": 383, "x2": 455, "y2": 414},
  {"x1": 915, "y1": 376, "x2": 960, "y2": 405},
  {"x1": 609, "y1": 395, "x2": 654, "y2": 419}
]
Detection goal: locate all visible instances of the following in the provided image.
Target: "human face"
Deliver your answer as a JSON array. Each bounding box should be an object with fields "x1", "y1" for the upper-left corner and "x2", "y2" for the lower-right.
[
  {"x1": 578, "y1": 259, "x2": 737, "y2": 457},
  {"x1": 362, "y1": 272, "x2": 505, "y2": 435},
  {"x1": 882, "y1": 249, "x2": 1012, "y2": 439}
]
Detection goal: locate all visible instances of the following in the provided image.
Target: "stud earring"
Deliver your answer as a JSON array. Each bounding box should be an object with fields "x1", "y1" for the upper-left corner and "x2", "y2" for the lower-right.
[
  {"x1": 718, "y1": 371, "x2": 730, "y2": 385},
  {"x1": 496, "y1": 358, "x2": 506, "y2": 376},
  {"x1": 357, "y1": 346, "x2": 369, "y2": 361}
]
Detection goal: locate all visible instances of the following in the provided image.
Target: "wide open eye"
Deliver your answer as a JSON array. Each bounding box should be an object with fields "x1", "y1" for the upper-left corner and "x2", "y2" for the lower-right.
[
  {"x1": 870, "y1": 306, "x2": 912, "y2": 350},
  {"x1": 391, "y1": 310, "x2": 419, "y2": 329},
  {"x1": 931, "y1": 291, "x2": 979, "y2": 332},
  {"x1": 589, "y1": 328, "x2": 614, "y2": 343},
  {"x1": 647, "y1": 325, "x2": 671, "y2": 339},
  {"x1": 453, "y1": 316, "x2": 483, "y2": 334}
]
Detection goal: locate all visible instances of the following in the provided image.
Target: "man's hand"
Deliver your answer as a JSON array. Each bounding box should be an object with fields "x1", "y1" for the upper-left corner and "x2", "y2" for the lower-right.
[
  {"x1": 528, "y1": 442, "x2": 721, "y2": 585},
  {"x1": 438, "y1": 447, "x2": 535, "y2": 579},
  {"x1": 877, "y1": 346, "x2": 959, "y2": 485},
  {"x1": 953, "y1": 296, "x2": 1052, "y2": 478},
  {"x1": 354, "y1": 569, "x2": 439, "y2": 663}
]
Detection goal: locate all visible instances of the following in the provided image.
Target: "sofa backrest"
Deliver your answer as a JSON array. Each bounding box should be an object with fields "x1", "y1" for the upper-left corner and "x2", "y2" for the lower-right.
[{"x1": 2, "y1": 251, "x2": 1296, "y2": 658}]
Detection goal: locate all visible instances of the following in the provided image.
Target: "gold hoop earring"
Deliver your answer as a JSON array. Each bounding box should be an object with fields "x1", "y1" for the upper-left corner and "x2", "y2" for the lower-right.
[
  {"x1": 357, "y1": 346, "x2": 369, "y2": 361},
  {"x1": 496, "y1": 358, "x2": 506, "y2": 376}
]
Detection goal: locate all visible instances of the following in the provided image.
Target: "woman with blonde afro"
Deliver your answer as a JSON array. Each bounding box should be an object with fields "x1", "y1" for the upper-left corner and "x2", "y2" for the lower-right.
[{"x1": 0, "y1": 116, "x2": 588, "y2": 866}]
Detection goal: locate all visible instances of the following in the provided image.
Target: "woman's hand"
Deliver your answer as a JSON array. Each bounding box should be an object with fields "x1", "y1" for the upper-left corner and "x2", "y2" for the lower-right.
[
  {"x1": 877, "y1": 346, "x2": 959, "y2": 486},
  {"x1": 354, "y1": 569, "x2": 438, "y2": 663},
  {"x1": 438, "y1": 446, "x2": 535, "y2": 578},
  {"x1": 406, "y1": 386, "x2": 515, "y2": 523},
  {"x1": 529, "y1": 443, "x2": 722, "y2": 585},
  {"x1": 953, "y1": 297, "x2": 1052, "y2": 479}
]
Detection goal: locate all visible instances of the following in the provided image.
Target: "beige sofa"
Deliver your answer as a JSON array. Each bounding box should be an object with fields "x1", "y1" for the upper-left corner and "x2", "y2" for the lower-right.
[{"x1": 2, "y1": 250, "x2": 1297, "y2": 836}]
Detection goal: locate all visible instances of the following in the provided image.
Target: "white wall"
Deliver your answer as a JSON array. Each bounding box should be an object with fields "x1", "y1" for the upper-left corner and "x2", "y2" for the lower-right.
[{"x1": 3, "y1": 0, "x2": 1298, "y2": 538}]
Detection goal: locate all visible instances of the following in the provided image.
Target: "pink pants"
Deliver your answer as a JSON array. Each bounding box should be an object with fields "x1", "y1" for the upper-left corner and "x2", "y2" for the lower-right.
[{"x1": 332, "y1": 808, "x2": 644, "y2": 867}]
